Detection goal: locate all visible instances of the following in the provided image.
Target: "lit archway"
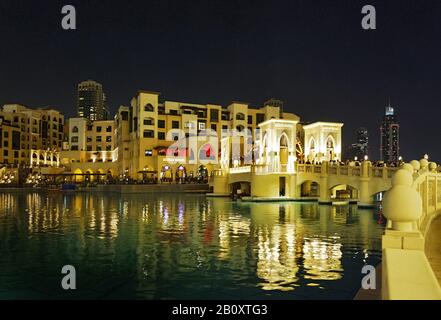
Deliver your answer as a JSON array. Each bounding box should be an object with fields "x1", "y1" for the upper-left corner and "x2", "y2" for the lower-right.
[
  {"x1": 73, "y1": 168, "x2": 83, "y2": 183},
  {"x1": 301, "y1": 180, "x2": 320, "y2": 197},
  {"x1": 329, "y1": 184, "x2": 359, "y2": 200},
  {"x1": 279, "y1": 133, "x2": 289, "y2": 171},
  {"x1": 326, "y1": 135, "x2": 336, "y2": 161}
]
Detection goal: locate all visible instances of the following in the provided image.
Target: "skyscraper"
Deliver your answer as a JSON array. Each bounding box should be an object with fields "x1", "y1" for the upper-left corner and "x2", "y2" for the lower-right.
[
  {"x1": 77, "y1": 80, "x2": 109, "y2": 121},
  {"x1": 380, "y1": 103, "x2": 400, "y2": 163},
  {"x1": 344, "y1": 127, "x2": 369, "y2": 160}
]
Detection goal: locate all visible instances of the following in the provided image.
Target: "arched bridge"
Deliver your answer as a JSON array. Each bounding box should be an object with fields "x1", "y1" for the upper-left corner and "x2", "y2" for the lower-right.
[{"x1": 211, "y1": 161, "x2": 398, "y2": 207}]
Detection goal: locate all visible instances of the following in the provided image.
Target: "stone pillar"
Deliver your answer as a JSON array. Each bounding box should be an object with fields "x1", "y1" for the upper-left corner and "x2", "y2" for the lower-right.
[
  {"x1": 212, "y1": 170, "x2": 229, "y2": 195},
  {"x1": 318, "y1": 161, "x2": 330, "y2": 204},
  {"x1": 359, "y1": 160, "x2": 374, "y2": 207},
  {"x1": 288, "y1": 174, "x2": 297, "y2": 198},
  {"x1": 382, "y1": 167, "x2": 424, "y2": 250}
]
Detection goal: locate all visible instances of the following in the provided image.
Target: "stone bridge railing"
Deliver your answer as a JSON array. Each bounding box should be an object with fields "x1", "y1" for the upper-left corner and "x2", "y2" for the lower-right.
[
  {"x1": 382, "y1": 158, "x2": 441, "y2": 300},
  {"x1": 296, "y1": 162, "x2": 398, "y2": 179}
]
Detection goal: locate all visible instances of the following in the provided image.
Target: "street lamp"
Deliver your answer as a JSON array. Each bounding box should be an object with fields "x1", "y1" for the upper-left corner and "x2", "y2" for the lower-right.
[{"x1": 424, "y1": 154, "x2": 429, "y2": 160}]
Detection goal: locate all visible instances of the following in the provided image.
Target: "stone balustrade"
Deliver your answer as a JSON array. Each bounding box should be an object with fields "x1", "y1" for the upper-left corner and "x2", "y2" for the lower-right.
[{"x1": 381, "y1": 159, "x2": 441, "y2": 300}]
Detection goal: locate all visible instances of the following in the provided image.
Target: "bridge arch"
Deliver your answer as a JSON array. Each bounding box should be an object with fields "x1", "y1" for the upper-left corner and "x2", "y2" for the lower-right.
[
  {"x1": 300, "y1": 180, "x2": 320, "y2": 197},
  {"x1": 230, "y1": 181, "x2": 251, "y2": 196},
  {"x1": 329, "y1": 184, "x2": 359, "y2": 200}
]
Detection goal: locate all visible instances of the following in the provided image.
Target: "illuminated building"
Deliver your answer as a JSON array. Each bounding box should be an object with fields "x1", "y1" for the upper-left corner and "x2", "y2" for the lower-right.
[
  {"x1": 380, "y1": 104, "x2": 400, "y2": 164},
  {"x1": 77, "y1": 80, "x2": 109, "y2": 121}
]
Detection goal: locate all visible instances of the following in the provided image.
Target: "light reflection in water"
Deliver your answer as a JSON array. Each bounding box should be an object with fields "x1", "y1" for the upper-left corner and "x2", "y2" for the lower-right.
[{"x1": 0, "y1": 192, "x2": 385, "y2": 299}]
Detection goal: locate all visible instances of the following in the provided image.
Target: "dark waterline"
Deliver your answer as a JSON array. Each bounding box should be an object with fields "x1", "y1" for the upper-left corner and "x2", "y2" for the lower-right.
[{"x1": 0, "y1": 191, "x2": 385, "y2": 299}]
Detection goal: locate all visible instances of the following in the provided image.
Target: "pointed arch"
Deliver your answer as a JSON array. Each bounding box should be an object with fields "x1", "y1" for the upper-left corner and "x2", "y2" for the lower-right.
[{"x1": 279, "y1": 132, "x2": 289, "y2": 148}]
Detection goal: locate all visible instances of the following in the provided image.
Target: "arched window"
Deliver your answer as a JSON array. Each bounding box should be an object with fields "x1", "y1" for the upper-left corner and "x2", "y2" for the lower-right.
[
  {"x1": 72, "y1": 126, "x2": 79, "y2": 133},
  {"x1": 327, "y1": 137, "x2": 334, "y2": 148},
  {"x1": 309, "y1": 138, "x2": 315, "y2": 150},
  {"x1": 144, "y1": 104, "x2": 154, "y2": 112},
  {"x1": 280, "y1": 134, "x2": 289, "y2": 147}
]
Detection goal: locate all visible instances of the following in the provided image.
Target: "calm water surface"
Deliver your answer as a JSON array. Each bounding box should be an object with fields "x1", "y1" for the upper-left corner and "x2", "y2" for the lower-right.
[{"x1": 0, "y1": 191, "x2": 385, "y2": 299}]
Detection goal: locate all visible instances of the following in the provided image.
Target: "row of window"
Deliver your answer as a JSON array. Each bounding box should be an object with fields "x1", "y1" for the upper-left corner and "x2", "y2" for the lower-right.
[
  {"x1": 71, "y1": 136, "x2": 112, "y2": 143},
  {"x1": 70, "y1": 145, "x2": 112, "y2": 151},
  {"x1": 141, "y1": 104, "x2": 265, "y2": 124},
  {"x1": 72, "y1": 126, "x2": 112, "y2": 133},
  {"x1": 11, "y1": 116, "x2": 63, "y2": 123}
]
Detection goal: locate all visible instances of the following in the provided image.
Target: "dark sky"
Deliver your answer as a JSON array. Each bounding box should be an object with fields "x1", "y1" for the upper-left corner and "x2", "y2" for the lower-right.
[{"x1": 0, "y1": 0, "x2": 440, "y2": 161}]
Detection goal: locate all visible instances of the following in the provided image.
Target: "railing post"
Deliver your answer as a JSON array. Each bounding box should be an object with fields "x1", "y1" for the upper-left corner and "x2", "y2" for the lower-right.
[{"x1": 382, "y1": 166, "x2": 424, "y2": 250}]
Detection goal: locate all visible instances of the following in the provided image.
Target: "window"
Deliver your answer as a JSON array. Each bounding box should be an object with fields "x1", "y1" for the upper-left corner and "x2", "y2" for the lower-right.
[
  {"x1": 169, "y1": 109, "x2": 178, "y2": 115},
  {"x1": 185, "y1": 121, "x2": 195, "y2": 129},
  {"x1": 145, "y1": 149, "x2": 153, "y2": 156},
  {"x1": 97, "y1": 145, "x2": 102, "y2": 151},
  {"x1": 96, "y1": 136, "x2": 102, "y2": 142},
  {"x1": 96, "y1": 126, "x2": 102, "y2": 132},
  {"x1": 4, "y1": 141, "x2": 8, "y2": 147},
  {"x1": 172, "y1": 133, "x2": 179, "y2": 141},
  {"x1": 4, "y1": 131, "x2": 9, "y2": 138},
  {"x1": 172, "y1": 121, "x2": 179, "y2": 129},
  {"x1": 87, "y1": 137, "x2": 92, "y2": 142},
  {"x1": 3, "y1": 150, "x2": 8, "y2": 156},
  {"x1": 14, "y1": 151, "x2": 19, "y2": 158},
  {"x1": 236, "y1": 113, "x2": 245, "y2": 120},
  {"x1": 86, "y1": 145, "x2": 92, "y2": 151},
  {"x1": 121, "y1": 111, "x2": 128, "y2": 120},
  {"x1": 71, "y1": 136, "x2": 78, "y2": 143},
  {"x1": 144, "y1": 118, "x2": 154, "y2": 125},
  {"x1": 211, "y1": 124, "x2": 217, "y2": 131},
  {"x1": 71, "y1": 146, "x2": 78, "y2": 151},
  {"x1": 210, "y1": 110, "x2": 219, "y2": 122},
  {"x1": 106, "y1": 136, "x2": 112, "y2": 142},
  {"x1": 143, "y1": 130, "x2": 154, "y2": 138},
  {"x1": 106, "y1": 145, "x2": 112, "y2": 151},
  {"x1": 144, "y1": 104, "x2": 154, "y2": 112},
  {"x1": 106, "y1": 126, "x2": 112, "y2": 132},
  {"x1": 256, "y1": 113, "x2": 265, "y2": 124},
  {"x1": 198, "y1": 122, "x2": 206, "y2": 130},
  {"x1": 222, "y1": 125, "x2": 228, "y2": 130},
  {"x1": 158, "y1": 120, "x2": 165, "y2": 128},
  {"x1": 248, "y1": 115, "x2": 253, "y2": 125},
  {"x1": 158, "y1": 132, "x2": 165, "y2": 140},
  {"x1": 72, "y1": 126, "x2": 79, "y2": 133}
]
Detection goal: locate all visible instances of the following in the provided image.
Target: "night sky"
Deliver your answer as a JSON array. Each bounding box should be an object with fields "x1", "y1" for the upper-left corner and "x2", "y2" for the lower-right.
[{"x1": 0, "y1": 0, "x2": 440, "y2": 161}]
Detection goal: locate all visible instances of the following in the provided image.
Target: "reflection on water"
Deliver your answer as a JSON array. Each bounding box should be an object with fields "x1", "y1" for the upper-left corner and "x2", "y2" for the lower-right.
[{"x1": 0, "y1": 191, "x2": 384, "y2": 299}]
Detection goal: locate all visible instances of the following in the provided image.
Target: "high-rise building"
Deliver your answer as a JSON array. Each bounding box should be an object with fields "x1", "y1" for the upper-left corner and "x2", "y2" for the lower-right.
[
  {"x1": 77, "y1": 80, "x2": 108, "y2": 121},
  {"x1": 380, "y1": 104, "x2": 400, "y2": 163},
  {"x1": 345, "y1": 127, "x2": 369, "y2": 160}
]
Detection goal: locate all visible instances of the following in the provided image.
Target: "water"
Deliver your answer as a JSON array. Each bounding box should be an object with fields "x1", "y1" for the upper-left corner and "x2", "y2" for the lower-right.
[{"x1": 0, "y1": 191, "x2": 385, "y2": 299}]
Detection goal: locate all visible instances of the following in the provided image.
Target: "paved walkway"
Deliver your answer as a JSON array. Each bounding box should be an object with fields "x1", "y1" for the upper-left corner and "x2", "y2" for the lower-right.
[{"x1": 426, "y1": 215, "x2": 441, "y2": 286}]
